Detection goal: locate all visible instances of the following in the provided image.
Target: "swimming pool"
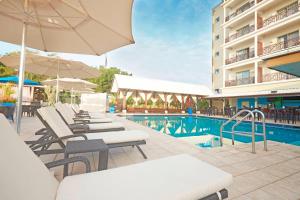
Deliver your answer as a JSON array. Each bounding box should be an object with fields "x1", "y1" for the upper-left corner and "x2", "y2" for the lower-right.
[{"x1": 126, "y1": 115, "x2": 300, "y2": 148}]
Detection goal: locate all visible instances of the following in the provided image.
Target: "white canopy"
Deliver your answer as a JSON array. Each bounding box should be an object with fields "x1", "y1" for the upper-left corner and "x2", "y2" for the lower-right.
[
  {"x1": 111, "y1": 75, "x2": 212, "y2": 96},
  {"x1": 42, "y1": 78, "x2": 96, "y2": 91}
]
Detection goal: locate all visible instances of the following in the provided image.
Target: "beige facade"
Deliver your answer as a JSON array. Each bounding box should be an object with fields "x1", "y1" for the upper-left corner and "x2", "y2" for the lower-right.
[
  {"x1": 212, "y1": 3, "x2": 224, "y2": 94},
  {"x1": 212, "y1": 0, "x2": 300, "y2": 96}
]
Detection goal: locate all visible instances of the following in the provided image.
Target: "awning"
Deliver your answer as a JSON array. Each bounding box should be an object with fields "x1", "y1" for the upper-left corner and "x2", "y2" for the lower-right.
[
  {"x1": 265, "y1": 52, "x2": 300, "y2": 77},
  {"x1": 0, "y1": 76, "x2": 40, "y2": 86}
]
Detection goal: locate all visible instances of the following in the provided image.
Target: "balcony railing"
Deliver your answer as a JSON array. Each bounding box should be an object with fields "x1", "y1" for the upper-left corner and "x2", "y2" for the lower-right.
[
  {"x1": 226, "y1": 49, "x2": 255, "y2": 65},
  {"x1": 225, "y1": 1, "x2": 255, "y2": 22},
  {"x1": 226, "y1": 25, "x2": 255, "y2": 43},
  {"x1": 263, "y1": 72, "x2": 298, "y2": 82},
  {"x1": 263, "y1": 37, "x2": 300, "y2": 55},
  {"x1": 262, "y1": 2, "x2": 300, "y2": 28},
  {"x1": 225, "y1": 76, "x2": 255, "y2": 87}
]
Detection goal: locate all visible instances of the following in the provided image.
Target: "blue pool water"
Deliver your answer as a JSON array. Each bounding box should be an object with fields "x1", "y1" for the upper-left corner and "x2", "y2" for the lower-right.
[{"x1": 126, "y1": 115, "x2": 300, "y2": 147}]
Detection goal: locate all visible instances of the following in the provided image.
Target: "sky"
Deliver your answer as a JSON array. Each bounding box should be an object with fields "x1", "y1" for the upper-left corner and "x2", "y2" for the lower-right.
[{"x1": 0, "y1": 0, "x2": 221, "y2": 87}]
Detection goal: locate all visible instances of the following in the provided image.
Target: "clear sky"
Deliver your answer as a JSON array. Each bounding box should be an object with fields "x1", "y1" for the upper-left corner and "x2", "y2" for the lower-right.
[{"x1": 0, "y1": 0, "x2": 221, "y2": 87}]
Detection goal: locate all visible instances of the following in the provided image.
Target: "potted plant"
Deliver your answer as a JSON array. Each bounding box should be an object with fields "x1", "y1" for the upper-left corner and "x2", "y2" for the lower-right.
[
  {"x1": 0, "y1": 83, "x2": 16, "y2": 107},
  {"x1": 108, "y1": 94, "x2": 117, "y2": 113}
]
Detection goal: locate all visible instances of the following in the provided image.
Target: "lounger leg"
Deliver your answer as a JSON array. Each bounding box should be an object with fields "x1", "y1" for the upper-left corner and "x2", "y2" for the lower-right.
[{"x1": 135, "y1": 145, "x2": 147, "y2": 159}]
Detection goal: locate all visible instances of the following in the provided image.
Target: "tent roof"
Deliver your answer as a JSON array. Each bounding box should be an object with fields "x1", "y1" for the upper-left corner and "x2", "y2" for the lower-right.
[
  {"x1": 111, "y1": 75, "x2": 212, "y2": 96},
  {"x1": 0, "y1": 76, "x2": 40, "y2": 86}
]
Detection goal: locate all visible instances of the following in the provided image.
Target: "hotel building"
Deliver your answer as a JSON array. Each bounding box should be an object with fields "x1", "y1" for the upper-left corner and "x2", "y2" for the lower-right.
[{"x1": 211, "y1": 0, "x2": 300, "y2": 109}]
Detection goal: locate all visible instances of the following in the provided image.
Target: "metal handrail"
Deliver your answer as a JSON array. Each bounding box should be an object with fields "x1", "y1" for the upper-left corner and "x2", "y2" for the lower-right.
[
  {"x1": 252, "y1": 109, "x2": 267, "y2": 151},
  {"x1": 220, "y1": 109, "x2": 267, "y2": 153},
  {"x1": 220, "y1": 109, "x2": 253, "y2": 146}
]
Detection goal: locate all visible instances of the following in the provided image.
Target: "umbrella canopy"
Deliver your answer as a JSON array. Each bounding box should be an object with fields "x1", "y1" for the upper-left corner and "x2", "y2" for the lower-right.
[
  {"x1": 0, "y1": 0, "x2": 134, "y2": 133},
  {"x1": 42, "y1": 78, "x2": 96, "y2": 91},
  {"x1": 0, "y1": 53, "x2": 99, "y2": 79},
  {"x1": 0, "y1": 76, "x2": 40, "y2": 86},
  {"x1": 0, "y1": 0, "x2": 134, "y2": 55}
]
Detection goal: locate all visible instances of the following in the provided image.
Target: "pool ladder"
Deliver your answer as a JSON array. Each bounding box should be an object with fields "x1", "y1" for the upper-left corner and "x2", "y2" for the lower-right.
[{"x1": 220, "y1": 109, "x2": 267, "y2": 153}]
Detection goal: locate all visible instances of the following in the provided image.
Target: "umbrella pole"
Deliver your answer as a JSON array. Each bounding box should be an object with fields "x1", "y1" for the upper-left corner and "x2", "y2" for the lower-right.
[
  {"x1": 16, "y1": 21, "x2": 27, "y2": 134},
  {"x1": 56, "y1": 74, "x2": 59, "y2": 103}
]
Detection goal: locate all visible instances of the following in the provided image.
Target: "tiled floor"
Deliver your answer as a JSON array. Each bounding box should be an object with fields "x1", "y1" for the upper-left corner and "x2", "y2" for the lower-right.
[{"x1": 20, "y1": 115, "x2": 300, "y2": 200}]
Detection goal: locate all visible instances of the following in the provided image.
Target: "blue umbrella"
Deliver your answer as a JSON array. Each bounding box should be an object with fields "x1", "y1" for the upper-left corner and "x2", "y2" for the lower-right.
[{"x1": 0, "y1": 76, "x2": 40, "y2": 86}]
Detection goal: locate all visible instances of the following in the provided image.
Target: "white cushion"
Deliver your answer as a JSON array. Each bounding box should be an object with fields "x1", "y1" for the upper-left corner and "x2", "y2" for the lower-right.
[
  {"x1": 83, "y1": 130, "x2": 149, "y2": 144},
  {"x1": 87, "y1": 122, "x2": 124, "y2": 130},
  {"x1": 56, "y1": 154, "x2": 232, "y2": 200}
]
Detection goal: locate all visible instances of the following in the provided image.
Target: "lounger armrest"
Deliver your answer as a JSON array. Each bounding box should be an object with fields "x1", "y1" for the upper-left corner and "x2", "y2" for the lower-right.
[
  {"x1": 73, "y1": 118, "x2": 90, "y2": 124},
  {"x1": 75, "y1": 114, "x2": 91, "y2": 118},
  {"x1": 60, "y1": 134, "x2": 88, "y2": 140},
  {"x1": 35, "y1": 128, "x2": 49, "y2": 135},
  {"x1": 45, "y1": 156, "x2": 91, "y2": 174}
]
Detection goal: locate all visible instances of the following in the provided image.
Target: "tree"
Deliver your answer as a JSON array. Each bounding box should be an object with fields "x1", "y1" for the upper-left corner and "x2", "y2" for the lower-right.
[
  {"x1": 0, "y1": 63, "x2": 15, "y2": 77},
  {"x1": 90, "y1": 66, "x2": 131, "y2": 93}
]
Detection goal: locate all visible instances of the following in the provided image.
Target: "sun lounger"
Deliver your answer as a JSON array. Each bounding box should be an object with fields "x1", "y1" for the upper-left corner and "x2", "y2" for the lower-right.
[
  {"x1": 71, "y1": 103, "x2": 106, "y2": 118},
  {"x1": 56, "y1": 102, "x2": 112, "y2": 122},
  {"x1": 0, "y1": 113, "x2": 232, "y2": 200},
  {"x1": 35, "y1": 107, "x2": 149, "y2": 159},
  {"x1": 54, "y1": 103, "x2": 124, "y2": 132}
]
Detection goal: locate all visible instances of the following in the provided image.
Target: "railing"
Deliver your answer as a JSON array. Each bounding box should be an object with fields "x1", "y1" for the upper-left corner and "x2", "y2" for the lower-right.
[
  {"x1": 262, "y1": 2, "x2": 300, "y2": 28},
  {"x1": 257, "y1": 0, "x2": 264, "y2": 3},
  {"x1": 226, "y1": 25, "x2": 255, "y2": 43},
  {"x1": 263, "y1": 37, "x2": 300, "y2": 55},
  {"x1": 220, "y1": 109, "x2": 267, "y2": 153},
  {"x1": 225, "y1": 1, "x2": 255, "y2": 22},
  {"x1": 263, "y1": 72, "x2": 298, "y2": 82},
  {"x1": 225, "y1": 76, "x2": 255, "y2": 87},
  {"x1": 226, "y1": 49, "x2": 255, "y2": 65}
]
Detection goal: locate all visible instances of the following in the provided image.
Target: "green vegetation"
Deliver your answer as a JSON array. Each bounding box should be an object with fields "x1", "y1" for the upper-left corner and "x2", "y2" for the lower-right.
[
  {"x1": 90, "y1": 66, "x2": 131, "y2": 93},
  {"x1": 44, "y1": 86, "x2": 56, "y2": 105},
  {"x1": 0, "y1": 83, "x2": 16, "y2": 103},
  {"x1": 197, "y1": 99, "x2": 209, "y2": 110}
]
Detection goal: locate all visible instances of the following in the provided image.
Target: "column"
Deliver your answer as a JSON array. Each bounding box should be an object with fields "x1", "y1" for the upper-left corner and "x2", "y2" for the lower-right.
[
  {"x1": 164, "y1": 94, "x2": 168, "y2": 110},
  {"x1": 254, "y1": 61, "x2": 258, "y2": 84},
  {"x1": 122, "y1": 90, "x2": 127, "y2": 111},
  {"x1": 144, "y1": 92, "x2": 148, "y2": 107},
  {"x1": 181, "y1": 95, "x2": 185, "y2": 111}
]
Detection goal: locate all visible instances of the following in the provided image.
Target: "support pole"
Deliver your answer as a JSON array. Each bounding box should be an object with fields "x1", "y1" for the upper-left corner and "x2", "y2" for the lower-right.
[
  {"x1": 122, "y1": 90, "x2": 127, "y2": 111},
  {"x1": 16, "y1": 20, "x2": 27, "y2": 134},
  {"x1": 181, "y1": 95, "x2": 185, "y2": 111},
  {"x1": 164, "y1": 94, "x2": 168, "y2": 110},
  {"x1": 55, "y1": 58, "x2": 60, "y2": 103}
]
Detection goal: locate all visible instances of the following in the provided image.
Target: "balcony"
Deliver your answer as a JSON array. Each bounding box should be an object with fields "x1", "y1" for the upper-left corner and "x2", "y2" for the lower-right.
[
  {"x1": 226, "y1": 49, "x2": 255, "y2": 65},
  {"x1": 225, "y1": 76, "x2": 255, "y2": 87},
  {"x1": 262, "y1": 72, "x2": 298, "y2": 82},
  {"x1": 225, "y1": 1, "x2": 255, "y2": 22},
  {"x1": 260, "y1": 2, "x2": 300, "y2": 28},
  {"x1": 263, "y1": 37, "x2": 300, "y2": 55},
  {"x1": 226, "y1": 25, "x2": 255, "y2": 43}
]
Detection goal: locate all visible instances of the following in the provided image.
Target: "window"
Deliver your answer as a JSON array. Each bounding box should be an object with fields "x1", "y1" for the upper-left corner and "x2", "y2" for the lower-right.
[
  {"x1": 236, "y1": 70, "x2": 250, "y2": 80},
  {"x1": 215, "y1": 69, "x2": 220, "y2": 74},
  {"x1": 215, "y1": 35, "x2": 220, "y2": 40},
  {"x1": 278, "y1": 30, "x2": 299, "y2": 48},
  {"x1": 215, "y1": 51, "x2": 220, "y2": 56},
  {"x1": 215, "y1": 17, "x2": 220, "y2": 23}
]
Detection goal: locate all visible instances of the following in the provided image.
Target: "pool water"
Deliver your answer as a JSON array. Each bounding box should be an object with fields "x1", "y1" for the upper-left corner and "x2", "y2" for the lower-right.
[{"x1": 126, "y1": 115, "x2": 300, "y2": 148}]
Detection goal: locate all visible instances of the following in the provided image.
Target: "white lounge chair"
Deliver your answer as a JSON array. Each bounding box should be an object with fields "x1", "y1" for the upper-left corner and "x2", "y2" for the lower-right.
[
  {"x1": 71, "y1": 103, "x2": 106, "y2": 118},
  {"x1": 54, "y1": 103, "x2": 124, "y2": 133},
  {"x1": 35, "y1": 107, "x2": 149, "y2": 159},
  {"x1": 0, "y1": 114, "x2": 232, "y2": 200}
]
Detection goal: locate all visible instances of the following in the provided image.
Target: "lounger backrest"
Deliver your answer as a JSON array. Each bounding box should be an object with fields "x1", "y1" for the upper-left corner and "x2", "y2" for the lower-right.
[
  {"x1": 37, "y1": 107, "x2": 73, "y2": 143},
  {"x1": 54, "y1": 102, "x2": 75, "y2": 124},
  {"x1": 0, "y1": 114, "x2": 59, "y2": 200},
  {"x1": 71, "y1": 104, "x2": 80, "y2": 113}
]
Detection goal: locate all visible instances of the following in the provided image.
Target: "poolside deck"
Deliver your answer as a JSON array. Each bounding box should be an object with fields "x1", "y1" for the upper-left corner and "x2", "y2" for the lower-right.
[{"x1": 20, "y1": 115, "x2": 300, "y2": 200}]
